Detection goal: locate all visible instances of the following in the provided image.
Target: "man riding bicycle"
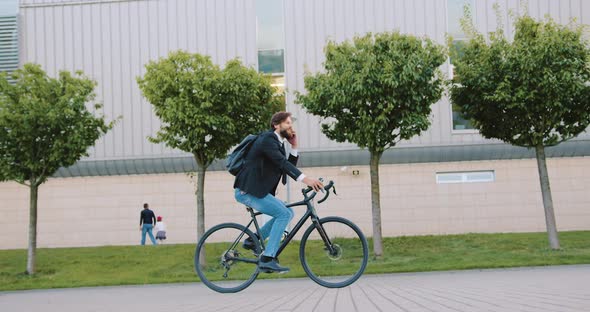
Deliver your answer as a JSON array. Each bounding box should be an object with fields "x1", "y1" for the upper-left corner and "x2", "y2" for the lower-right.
[{"x1": 233, "y1": 111, "x2": 323, "y2": 273}]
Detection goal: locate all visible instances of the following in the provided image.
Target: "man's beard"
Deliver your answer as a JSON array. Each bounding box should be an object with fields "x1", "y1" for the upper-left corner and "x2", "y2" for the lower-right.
[{"x1": 280, "y1": 129, "x2": 293, "y2": 139}]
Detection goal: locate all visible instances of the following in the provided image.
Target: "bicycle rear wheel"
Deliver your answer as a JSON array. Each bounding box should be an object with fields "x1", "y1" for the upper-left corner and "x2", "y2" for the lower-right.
[
  {"x1": 300, "y1": 216, "x2": 368, "y2": 288},
  {"x1": 194, "y1": 223, "x2": 261, "y2": 293}
]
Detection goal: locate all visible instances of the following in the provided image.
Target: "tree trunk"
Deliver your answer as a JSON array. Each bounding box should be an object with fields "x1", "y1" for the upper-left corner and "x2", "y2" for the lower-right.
[
  {"x1": 369, "y1": 151, "x2": 383, "y2": 257},
  {"x1": 195, "y1": 160, "x2": 207, "y2": 265},
  {"x1": 196, "y1": 166, "x2": 206, "y2": 242},
  {"x1": 535, "y1": 145, "x2": 560, "y2": 250},
  {"x1": 26, "y1": 183, "x2": 39, "y2": 274}
]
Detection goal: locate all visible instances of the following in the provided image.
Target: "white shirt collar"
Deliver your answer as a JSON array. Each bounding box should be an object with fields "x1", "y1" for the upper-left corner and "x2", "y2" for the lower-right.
[{"x1": 274, "y1": 131, "x2": 286, "y2": 144}]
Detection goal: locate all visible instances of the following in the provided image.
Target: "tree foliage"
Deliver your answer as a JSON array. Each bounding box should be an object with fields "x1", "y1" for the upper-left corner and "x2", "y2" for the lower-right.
[
  {"x1": 297, "y1": 32, "x2": 447, "y2": 155},
  {"x1": 0, "y1": 63, "x2": 112, "y2": 186},
  {"x1": 137, "y1": 51, "x2": 282, "y2": 168},
  {"x1": 450, "y1": 13, "x2": 590, "y2": 147}
]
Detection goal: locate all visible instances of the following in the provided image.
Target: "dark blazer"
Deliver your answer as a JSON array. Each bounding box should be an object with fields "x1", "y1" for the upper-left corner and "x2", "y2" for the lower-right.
[{"x1": 233, "y1": 130, "x2": 302, "y2": 198}]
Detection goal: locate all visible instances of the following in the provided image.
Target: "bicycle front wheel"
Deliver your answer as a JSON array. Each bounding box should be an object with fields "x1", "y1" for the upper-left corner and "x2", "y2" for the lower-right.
[
  {"x1": 194, "y1": 223, "x2": 260, "y2": 293},
  {"x1": 300, "y1": 216, "x2": 368, "y2": 288}
]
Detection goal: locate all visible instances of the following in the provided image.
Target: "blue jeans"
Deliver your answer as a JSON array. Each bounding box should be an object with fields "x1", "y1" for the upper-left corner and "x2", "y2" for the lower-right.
[
  {"x1": 234, "y1": 188, "x2": 294, "y2": 257},
  {"x1": 141, "y1": 224, "x2": 157, "y2": 245}
]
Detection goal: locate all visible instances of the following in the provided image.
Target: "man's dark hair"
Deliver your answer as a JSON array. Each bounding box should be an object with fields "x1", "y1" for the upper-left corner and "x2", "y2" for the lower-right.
[
  {"x1": 270, "y1": 111, "x2": 292, "y2": 129},
  {"x1": 143, "y1": 203, "x2": 149, "y2": 209}
]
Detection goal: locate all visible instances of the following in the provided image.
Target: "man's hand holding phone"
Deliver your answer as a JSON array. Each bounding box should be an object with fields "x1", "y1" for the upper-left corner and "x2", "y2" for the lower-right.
[{"x1": 287, "y1": 131, "x2": 297, "y2": 149}]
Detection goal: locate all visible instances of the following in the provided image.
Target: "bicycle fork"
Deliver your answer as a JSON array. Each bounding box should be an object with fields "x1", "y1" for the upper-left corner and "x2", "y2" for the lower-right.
[{"x1": 311, "y1": 217, "x2": 338, "y2": 256}]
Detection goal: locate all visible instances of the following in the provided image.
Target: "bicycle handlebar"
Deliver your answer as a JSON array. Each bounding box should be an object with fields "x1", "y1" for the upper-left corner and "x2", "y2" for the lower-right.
[
  {"x1": 317, "y1": 180, "x2": 335, "y2": 203},
  {"x1": 302, "y1": 180, "x2": 336, "y2": 203}
]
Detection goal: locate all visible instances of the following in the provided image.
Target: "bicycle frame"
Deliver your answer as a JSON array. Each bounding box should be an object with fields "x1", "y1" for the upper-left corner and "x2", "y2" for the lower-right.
[{"x1": 243, "y1": 189, "x2": 336, "y2": 259}]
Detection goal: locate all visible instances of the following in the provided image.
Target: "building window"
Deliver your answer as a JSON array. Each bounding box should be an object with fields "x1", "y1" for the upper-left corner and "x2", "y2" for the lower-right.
[
  {"x1": 258, "y1": 49, "x2": 284, "y2": 74},
  {"x1": 255, "y1": 0, "x2": 284, "y2": 75},
  {"x1": 256, "y1": 0, "x2": 285, "y2": 98},
  {"x1": 447, "y1": 0, "x2": 474, "y2": 130},
  {"x1": 0, "y1": 0, "x2": 19, "y2": 82},
  {"x1": 436, "y1": 171, "x2": 495, "y2": 184}
]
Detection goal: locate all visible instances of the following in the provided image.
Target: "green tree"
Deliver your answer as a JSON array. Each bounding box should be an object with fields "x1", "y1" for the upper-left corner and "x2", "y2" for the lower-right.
[
  {"x1": 137, "y1": 51, "x2": 281, "y2": 253},
  {"x1": 297, "y1": 32, "x2": 447, "y2": 257},
  {"x1": 0, "y1": 63, "x2": 113, "y2": 274},
  {"x1": 449, "y1": 10, "x2": 590, "y2": 249}
]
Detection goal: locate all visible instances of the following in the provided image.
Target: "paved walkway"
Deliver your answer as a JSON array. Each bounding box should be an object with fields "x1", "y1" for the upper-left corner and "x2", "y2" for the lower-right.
[{"x1": 1, "y1": 265, "x2": 589, "y2": 312}]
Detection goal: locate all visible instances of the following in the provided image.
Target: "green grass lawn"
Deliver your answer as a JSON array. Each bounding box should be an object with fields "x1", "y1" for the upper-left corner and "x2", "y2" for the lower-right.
[{"x1": 1, "y1": 231, "x2": 589, "y2": 291}]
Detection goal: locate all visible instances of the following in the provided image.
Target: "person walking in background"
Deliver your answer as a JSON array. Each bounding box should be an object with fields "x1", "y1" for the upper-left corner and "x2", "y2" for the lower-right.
[
  {"x1": 154, "y1": 216, "x2": 167, "y2": 243},
  {"x1": 140, "y1": 203, "x2": 157, "y2": 245}
]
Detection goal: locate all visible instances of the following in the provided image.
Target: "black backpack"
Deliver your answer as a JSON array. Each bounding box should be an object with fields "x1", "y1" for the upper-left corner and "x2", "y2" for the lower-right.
[{"x1": 226, "y1": 134, "x2": 259, "y2": 176}]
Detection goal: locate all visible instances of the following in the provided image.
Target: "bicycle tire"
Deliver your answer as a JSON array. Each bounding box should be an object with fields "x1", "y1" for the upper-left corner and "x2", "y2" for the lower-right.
[
  {"x1": 194, "y1": 222, "x2": 261, "y2": 293},
  {"x1": 299, "y1": 216, "x2": 368, "y2": 288}
]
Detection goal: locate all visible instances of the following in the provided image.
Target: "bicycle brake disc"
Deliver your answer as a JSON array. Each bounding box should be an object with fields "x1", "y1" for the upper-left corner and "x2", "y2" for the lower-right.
[{"x1": 326, "y1": 244, "x2": 342, "y2": 260}]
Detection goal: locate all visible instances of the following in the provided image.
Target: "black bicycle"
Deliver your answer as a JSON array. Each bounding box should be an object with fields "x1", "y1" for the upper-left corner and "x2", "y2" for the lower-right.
[{"x1": 194, "y1": 180, "x2": 369, "y2": 293}]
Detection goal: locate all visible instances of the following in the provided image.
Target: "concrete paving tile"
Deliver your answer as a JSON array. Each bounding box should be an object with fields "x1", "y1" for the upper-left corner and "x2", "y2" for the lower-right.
[{"x1": 1, "y1": 265, "x2": 589, "y2": 312}]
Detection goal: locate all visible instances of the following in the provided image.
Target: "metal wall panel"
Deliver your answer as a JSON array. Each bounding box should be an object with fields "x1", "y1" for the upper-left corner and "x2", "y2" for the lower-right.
[
  {"x1": 21, "y1": 0, "x2": 146, "y2": 5},
  {"x1": 284, "y1": 0, "x2": 590, "y2": 152},
  {"x1": 20, "y1": 0, "x2": 258, "y2": 160},
  {"x1": 15, "y1": 0, "x2": 590, "y2": 176},
  {"x1": 285, "y1": 0, "x2": 455, "y2": 151}
]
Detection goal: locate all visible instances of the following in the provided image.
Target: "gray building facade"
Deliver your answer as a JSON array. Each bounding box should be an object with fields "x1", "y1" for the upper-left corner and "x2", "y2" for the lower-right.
[
  {"x1": 0, "y1": 0, "x2": 588, "y2": 249},
  {"x1": 14, "y1": 0, "x2": 589, "y2": 176}
]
